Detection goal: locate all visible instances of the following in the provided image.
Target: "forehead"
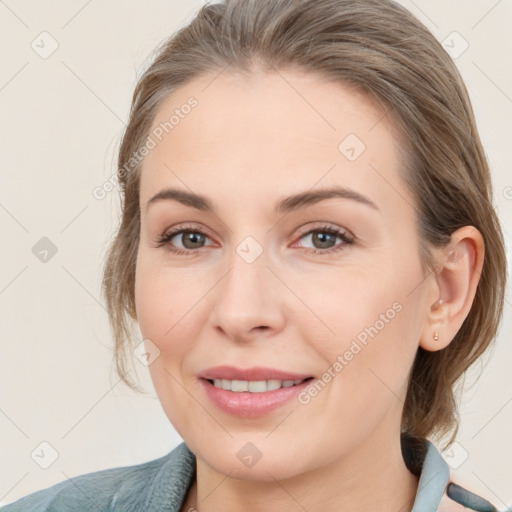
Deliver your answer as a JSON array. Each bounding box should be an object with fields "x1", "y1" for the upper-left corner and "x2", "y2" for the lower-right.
[{"x1": 139, "y1": 69, "x2": 410, "y2": 216}]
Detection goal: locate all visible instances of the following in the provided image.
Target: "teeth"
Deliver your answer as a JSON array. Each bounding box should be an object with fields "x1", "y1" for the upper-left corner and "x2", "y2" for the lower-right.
[
  {"x1": 266, "y1": 379, "x2": 281, "y2": 391},
  {"x1": 212, "y1": 378, "x2": 306, "y2": 393},
  {"x1": 248, "y1": 380, "x2": 267, "y2": 392},
  {"x1": 231, "y1": 380, "x2": 248, "y2": 392}
]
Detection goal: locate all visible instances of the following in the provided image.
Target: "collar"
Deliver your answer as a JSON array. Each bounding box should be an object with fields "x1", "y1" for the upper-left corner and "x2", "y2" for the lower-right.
[{"x1": 401, "y1": 433, "x2": 451, "y2": 511}]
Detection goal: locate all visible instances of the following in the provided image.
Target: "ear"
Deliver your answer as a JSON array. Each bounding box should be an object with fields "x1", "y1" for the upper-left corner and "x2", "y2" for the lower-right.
[{"x1": 420, "y1": 226, "x2": 485, "y2": 352}]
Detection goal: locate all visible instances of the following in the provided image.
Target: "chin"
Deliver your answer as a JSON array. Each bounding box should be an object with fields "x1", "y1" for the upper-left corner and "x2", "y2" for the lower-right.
[{"x1": 193, "y1": 438, "x2": 313, "y2": 482}]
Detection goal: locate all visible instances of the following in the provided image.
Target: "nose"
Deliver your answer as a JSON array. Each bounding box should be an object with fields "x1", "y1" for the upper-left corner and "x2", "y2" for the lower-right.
[{"x1": 208, "y1": 248, "x2": 286, "y2": 343}]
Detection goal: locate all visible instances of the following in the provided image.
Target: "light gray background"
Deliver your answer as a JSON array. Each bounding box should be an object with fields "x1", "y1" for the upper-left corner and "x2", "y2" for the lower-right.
[{"x1": 1, "y1": 0, "x2": 511, "y2": 508}]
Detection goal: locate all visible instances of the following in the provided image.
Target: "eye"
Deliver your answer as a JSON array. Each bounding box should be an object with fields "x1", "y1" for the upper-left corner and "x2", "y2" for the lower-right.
[
  {"x1": 154, "y1": 223, "x2": 354, "y2": 256},
  {"x1": 154, "y1": 223, "x2": 214, "y2": 255},
  {"x1": 294, "y1": 224, "x2": 354, "y2": 255}
]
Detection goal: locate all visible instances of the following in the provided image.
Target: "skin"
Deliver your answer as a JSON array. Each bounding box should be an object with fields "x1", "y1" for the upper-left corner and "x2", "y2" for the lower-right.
[{"x1": 134, "y1": 68, "x2": 484, "y2": 512}]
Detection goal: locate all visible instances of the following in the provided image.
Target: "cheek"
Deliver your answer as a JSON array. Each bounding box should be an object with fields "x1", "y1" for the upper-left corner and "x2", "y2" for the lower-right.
[
  {"x1": 134, "y1": 258, "x2": 200, "y2": 432},
  {"x1": 134, "y1": 261, "x2": 167, "y2": 341},
  {"x1": 134, "y1": 252, "x2": 205, "y2": 381},
  {"x1": 311, "y1": 263, "x2": 422, "y2": 408},
  {"x1": 303, "y1": 306, "x2": 418, "y2": 450},
  {"x1": 134, "y1": 251, "x2": 198, "y2": 342}
]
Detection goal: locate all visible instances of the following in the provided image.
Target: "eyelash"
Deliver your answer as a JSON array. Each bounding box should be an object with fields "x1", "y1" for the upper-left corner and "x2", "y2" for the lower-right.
[{"x1": 154, "y1": 223, "x2": 354, "y2": 256}]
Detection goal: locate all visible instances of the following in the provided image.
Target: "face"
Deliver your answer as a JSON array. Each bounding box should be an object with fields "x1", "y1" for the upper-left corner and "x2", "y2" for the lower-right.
[{"x1": 134, "y1": 68, "x2": 432, "y2": 481}]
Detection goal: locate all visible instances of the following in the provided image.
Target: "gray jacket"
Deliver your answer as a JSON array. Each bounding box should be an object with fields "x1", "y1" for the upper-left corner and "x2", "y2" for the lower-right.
[{"x1": 1, "y1": 436, "x2": 499, "y2": 511}]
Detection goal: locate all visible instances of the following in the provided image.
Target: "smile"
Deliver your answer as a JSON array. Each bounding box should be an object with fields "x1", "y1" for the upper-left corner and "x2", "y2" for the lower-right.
[{"x1": 200, "y1": 376, "x2": 315, "y2": 417}]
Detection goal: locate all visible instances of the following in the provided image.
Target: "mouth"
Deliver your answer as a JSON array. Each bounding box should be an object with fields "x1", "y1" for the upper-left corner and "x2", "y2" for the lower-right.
[{"x1": 197, "y1": 366, "x2": 316, "y2": 417}]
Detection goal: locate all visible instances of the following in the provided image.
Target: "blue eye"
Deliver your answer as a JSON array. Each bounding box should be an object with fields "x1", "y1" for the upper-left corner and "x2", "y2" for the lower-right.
[{"x1": 155, "y1": 223, "x2": 353, "y2": 256}]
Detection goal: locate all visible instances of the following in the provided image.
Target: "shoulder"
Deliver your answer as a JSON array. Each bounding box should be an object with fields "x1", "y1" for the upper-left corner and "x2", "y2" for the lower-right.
[
  {"x1": 439, "y1": 482, "x2": 500, "y2": 512},
  {"x1": 1, "y1": 442, "x2": 196, "y2": 512},
  {"x1": 402, "y1": 434, "x2": 500, "y2": 512}
]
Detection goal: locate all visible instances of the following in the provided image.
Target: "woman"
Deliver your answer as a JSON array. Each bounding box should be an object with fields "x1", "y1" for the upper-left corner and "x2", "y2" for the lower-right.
[{"x1": 3, "y1": 0, "x2": 507, "y2": 510}]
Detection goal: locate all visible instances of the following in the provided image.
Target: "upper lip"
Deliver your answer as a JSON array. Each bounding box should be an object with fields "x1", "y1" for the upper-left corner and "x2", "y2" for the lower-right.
[{"x1": 199, "y1": 365, "x2": 313, "y2": 381}]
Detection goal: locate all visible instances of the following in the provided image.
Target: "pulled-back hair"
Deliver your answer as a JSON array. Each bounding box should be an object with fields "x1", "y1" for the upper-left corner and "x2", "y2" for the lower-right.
[{"x1": 101, "y1": 0, "x2": 507, "y2": 449}]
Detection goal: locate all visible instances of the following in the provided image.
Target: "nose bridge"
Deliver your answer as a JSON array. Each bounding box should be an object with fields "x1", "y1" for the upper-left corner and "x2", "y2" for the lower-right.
[
  {"x1": 210, "y1": 234, "x2": 284, "y2": 338},
  {"x1": 224, "y1": 241, "x2": 271, "y2": 311}
]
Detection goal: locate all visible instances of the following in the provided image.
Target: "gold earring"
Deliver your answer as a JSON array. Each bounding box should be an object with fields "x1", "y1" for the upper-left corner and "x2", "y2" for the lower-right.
[{"x1": 433, "y1": 331, "x2": 439, "y2": 341}]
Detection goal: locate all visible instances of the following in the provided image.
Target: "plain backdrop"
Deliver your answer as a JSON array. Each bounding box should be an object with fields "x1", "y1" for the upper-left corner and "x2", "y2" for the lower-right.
[{"x1": 1, "y1": 0, "x2": 511, "y2": 508}]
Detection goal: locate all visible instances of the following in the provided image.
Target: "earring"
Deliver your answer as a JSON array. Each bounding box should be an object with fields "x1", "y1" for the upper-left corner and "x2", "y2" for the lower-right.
[{"x1": 433, "y1": 331, "x2": 439, "y2": 341}]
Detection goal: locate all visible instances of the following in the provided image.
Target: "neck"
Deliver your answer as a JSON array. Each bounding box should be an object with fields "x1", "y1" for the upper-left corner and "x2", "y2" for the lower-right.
[{"x1": 181, "y1": 432, "x2": 419, "y2": 512}]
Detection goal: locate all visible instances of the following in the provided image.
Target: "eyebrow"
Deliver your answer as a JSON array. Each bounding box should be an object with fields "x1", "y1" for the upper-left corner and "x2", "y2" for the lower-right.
[{"x1": 144, "y1": 186, "x2": 379, "y2": 214}]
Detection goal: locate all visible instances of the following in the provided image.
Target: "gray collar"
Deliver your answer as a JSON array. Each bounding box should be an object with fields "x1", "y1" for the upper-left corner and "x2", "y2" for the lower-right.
[{"x1": 408, "y1": 437, "x2": 450, "y2": 511}]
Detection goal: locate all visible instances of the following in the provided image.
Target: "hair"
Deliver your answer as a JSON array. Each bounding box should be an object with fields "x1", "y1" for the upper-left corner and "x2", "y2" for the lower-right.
[{"x1": 101, "y1": 0, "x2": 507, "y2": 449}]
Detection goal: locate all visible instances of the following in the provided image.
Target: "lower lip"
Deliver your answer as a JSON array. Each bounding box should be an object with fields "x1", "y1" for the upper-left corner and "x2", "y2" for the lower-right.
[{"x1": 200, "y1": 378, "x2": 312, "y2": 418}]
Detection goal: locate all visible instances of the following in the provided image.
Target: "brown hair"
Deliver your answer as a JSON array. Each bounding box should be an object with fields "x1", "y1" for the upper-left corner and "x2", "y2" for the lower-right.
[{"x1": 101, "y1": 0, "x2": 507, "y2": 449}]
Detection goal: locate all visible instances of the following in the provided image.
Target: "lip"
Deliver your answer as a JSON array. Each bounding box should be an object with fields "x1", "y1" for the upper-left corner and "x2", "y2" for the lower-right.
[
  {"x1": 199, "y1": 378, "x2": 312, "y2": 418},
  {"x1": 198, "y1": 365, "x2": 312, "y2": 381},
  {"x1": 198, "y1": 366, "x2": 315, "y2": 418}
]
